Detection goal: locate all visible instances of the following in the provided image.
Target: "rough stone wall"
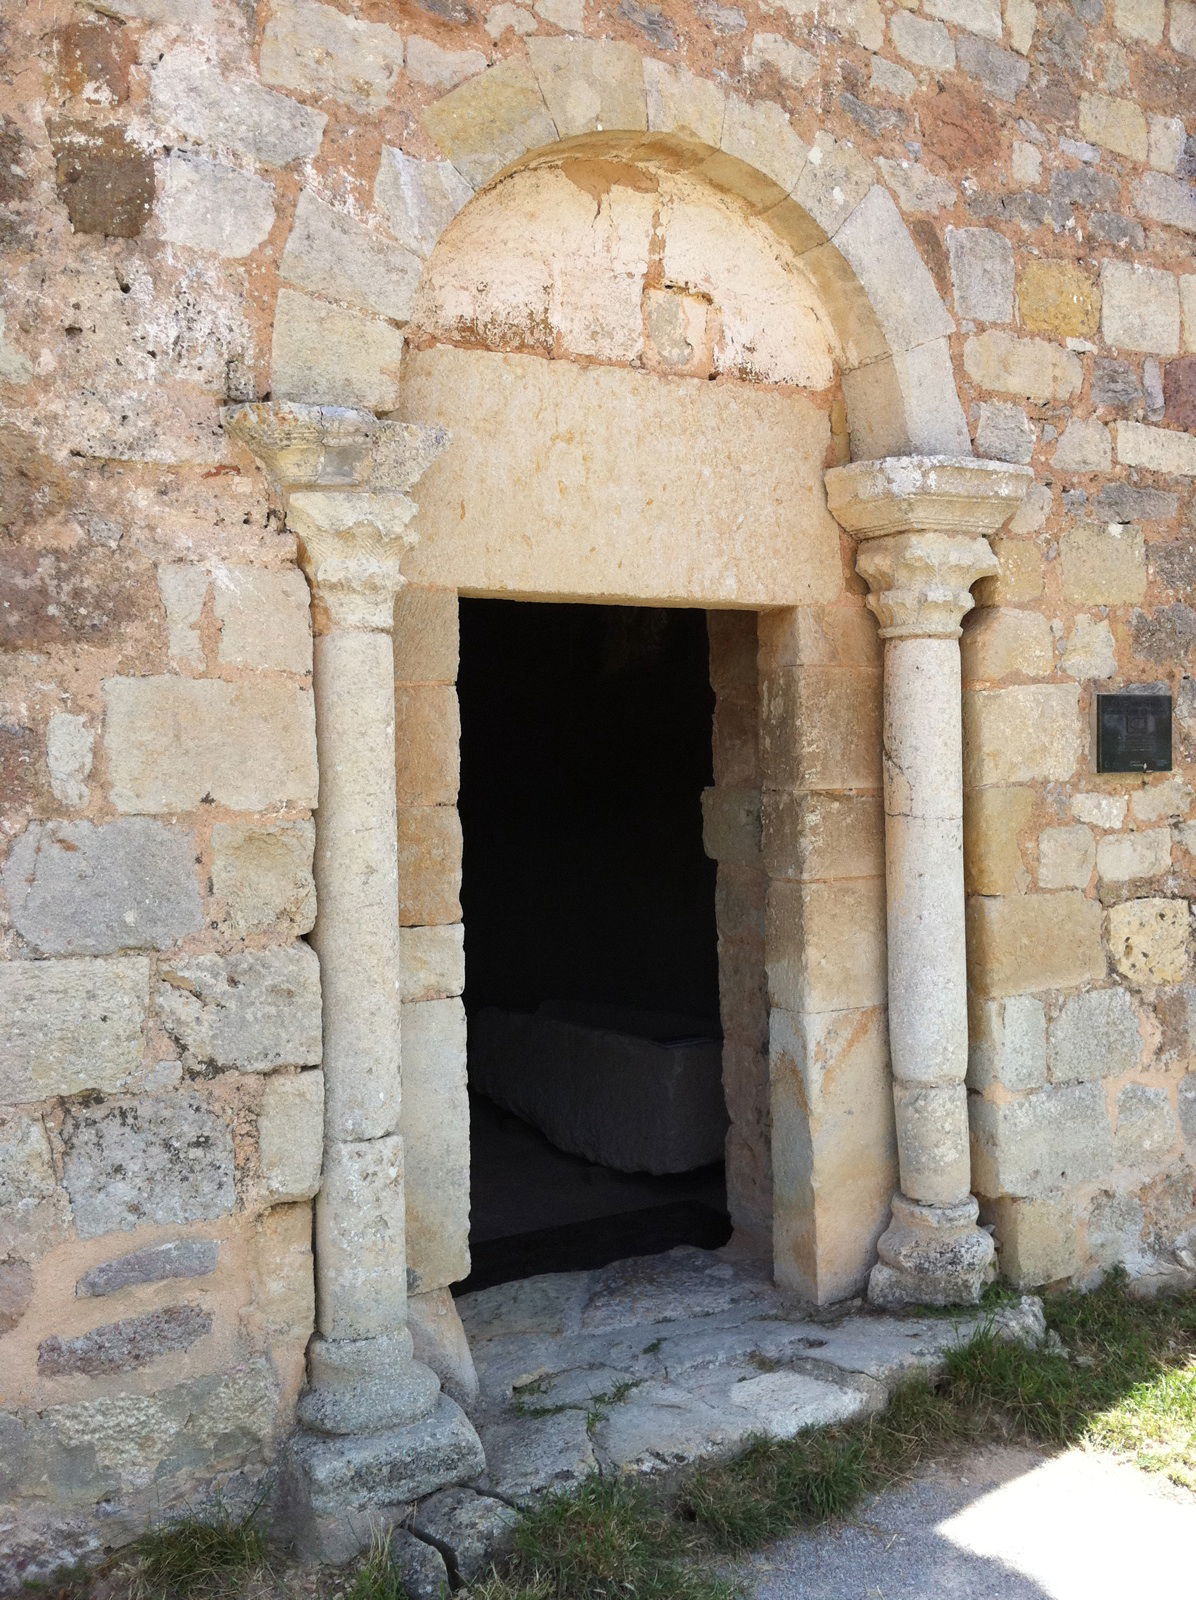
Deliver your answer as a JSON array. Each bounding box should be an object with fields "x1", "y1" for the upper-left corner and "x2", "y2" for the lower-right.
[{"x1": 1, "y1": 0, "x2": 1196, "y2": 1574}]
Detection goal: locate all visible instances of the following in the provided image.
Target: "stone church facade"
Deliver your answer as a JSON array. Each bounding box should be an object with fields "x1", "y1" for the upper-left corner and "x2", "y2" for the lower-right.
[{"x1": 1, "y1": 0, "x2": 1195, "y2": 1579}]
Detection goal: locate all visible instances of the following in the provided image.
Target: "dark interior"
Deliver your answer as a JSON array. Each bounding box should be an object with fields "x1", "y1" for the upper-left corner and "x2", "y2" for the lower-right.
[{"x1": 456, "y1": 599, "x2": 730, "y2": 1291}]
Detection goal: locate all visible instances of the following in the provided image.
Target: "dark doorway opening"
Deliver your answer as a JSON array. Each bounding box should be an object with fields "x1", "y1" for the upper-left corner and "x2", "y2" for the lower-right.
[{"x1": 457, "y1": 599, "x2": 730, "y2": 1292}]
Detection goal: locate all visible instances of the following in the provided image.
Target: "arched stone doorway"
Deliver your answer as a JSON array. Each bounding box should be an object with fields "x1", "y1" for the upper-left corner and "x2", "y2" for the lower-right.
[{"x1": 226, "y1": 37, "x2": 1031, "y2": 1554}]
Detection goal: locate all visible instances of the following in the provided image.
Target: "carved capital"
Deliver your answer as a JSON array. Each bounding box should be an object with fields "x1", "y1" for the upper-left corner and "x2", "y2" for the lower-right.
[
  {"x1": 221, "y1": 402, "x2": 449, "y2": 632},
  {"x1": 223, "y1": 402, "x2": 447, "y2": 492},
  {"x1": 289, "y1": 493, "x2": 418, "y2": 631},
  {"x1": 856, "y1": 531, "x2": 998, "y2": 639},
  {"x1": 824, "y1": 455, "x2": 1030, "y2": 640}
]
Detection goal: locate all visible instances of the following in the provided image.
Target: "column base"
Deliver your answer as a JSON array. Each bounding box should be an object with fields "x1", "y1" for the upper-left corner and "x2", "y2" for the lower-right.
[
  {"x1": 280, "y1": 1393, "x2": 486, "y2": 1564},
  {"x1": 868, "y1": 1194, "x2": 995, "y2": 1308},
  {"x1": 298, "y1": 1330, "x2": 441, "y2": 1435}
]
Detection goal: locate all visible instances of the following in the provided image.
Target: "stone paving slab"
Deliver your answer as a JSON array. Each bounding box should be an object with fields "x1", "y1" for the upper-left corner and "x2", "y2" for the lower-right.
[
  {"x1": 459, "y1": 1248, "x2": 1046, "y2": 1502},
  {"x1": 733, "y1": 1445, "x2": 1196, "y2": 1600}
]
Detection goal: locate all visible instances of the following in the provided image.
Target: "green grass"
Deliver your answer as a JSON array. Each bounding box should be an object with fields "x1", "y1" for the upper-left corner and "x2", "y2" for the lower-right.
[
  {"x1": 126, "y1": 1504, "x2": 268, "y2": 1598},
  {"x1": 340, "y1": 1531, "x2": 417, "y2": 1600}
]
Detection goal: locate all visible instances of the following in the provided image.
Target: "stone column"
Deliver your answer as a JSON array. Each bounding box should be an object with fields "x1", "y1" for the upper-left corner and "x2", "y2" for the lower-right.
[
  {"x1": 825, "y1": 457, "x2": 1031, "y2": 1307},
  {"x1": 225, "y1": 404, "x2": 483, "y2": 1558}
]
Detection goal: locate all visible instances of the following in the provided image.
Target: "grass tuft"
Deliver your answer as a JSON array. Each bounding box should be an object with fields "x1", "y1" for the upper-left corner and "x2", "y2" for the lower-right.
[
  {"x1": 341, "y1": 1530, "x2": 413, "y2": 1600},
  {"x1": 128, "y1": 1504, "x2": 268, "y2": 1599}
]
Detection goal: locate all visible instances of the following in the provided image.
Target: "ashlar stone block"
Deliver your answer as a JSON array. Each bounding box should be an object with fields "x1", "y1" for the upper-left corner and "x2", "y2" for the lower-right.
[
  {"x1": 210, "y1": 821, "x2": 316, "y2": 940},
  {"x1": 149, "y1": 48, "x2": 327, "y2": 168},
  {"x1": 213, "y1": 566, "x2": 312, "y2": 674},
  {"x1": 157, "y1": 946, "x2": 322, "y2": 1074},
  {"x1": 527, "y1": 37, "x2": 645, "y2": 138},
  {"x1": 889, "y1": 11, "x2": 955, "y2": 68},
  {"x1": 261, "y1": 0, "x2": 404, "y2": 110},
  {"x1": 967, "y1": 892, "x2": 1106, "y2": 997},
  {"x1": 1101, "y1": 262, "x2": 1180, "y2": 356},
  {"x1": 396, "y1": 685, "x2": 461, "y2": 807},
  {"x1": 1097, "y1": 828, "x2": 1172, "y2": 883},
  {"x1": 967, "y1": 993, "x2": 1047, "y2": 1092},
  {"x1": 993, "y1": 1193, "x2": 1081, "y2": 1288},
  {"x1": 374, "y1": 149, "x2": 474, "y2": 259},
  {"x1": 1115, "y1": 421, "x2": 1196, "y2": 476},
  {"x1": 971, "y1": 1082, "x2": 1114, "y2": 1199},
  {"x1": 1107, "y1": 898, "x2": 1191, "y2": 987},
  {"x1": 947, "y1": 227, "x2": 1014, "y2": 324},
  {"x1": 1017, "y1": 259, "x2": 1099, "y2": 342},
  {"x1": 1078, "y1": 93, "x2": 1148, "y2": 162},
  {"x1": 63, "y1": 1092, "x2": 235, "y2": 1238},
  {"x1": 643, "y1": 58, "x2": 725, "y2": 148},
  {"x1": 157, "y1": 154, "x2": 275, "y2": 260},
  {"x1": 399, "y1": 807, "x2": 463, "y2": 926},
  {"x1": 104, "y1": 675, "x2": 317, "y2": 814},
  {"x1": 1060, "y1": 616, "x2": 1116, "y2": 681},
  {"x1": 965, "y1": 785, "x2": 1034, "y2": 895},
  {"x1": 923, "y1": 0, "x2": 1002, "y2": 40},
  {"x1": 272, "y1": 289, "x2": 406, "y2": 412},
  {"x1": 766, "y1": 877, "x2": 886, "y2": 1015},
  {"x1": 1133, "y1": 173, "x2": 1196, "y2": 235},
  {"x1": 964, "y1": 331, "x2": 1083, "y2": 403},
  {"x1": 281, "y1": 192, "x2": 421, "y2": 325},
  {"x1": 1113, "y1": 0, "x2": 1164, "y2": 43},
  {"x1": 1047, "y1": 987, "x2": 1142, "y2": 1083},
  {"x1": 259, "y1": 1070, "x2": 324, "y2": 1202},
  {"x1": 400, "y1": 924, "x2": 465, "y2": 1003},
  {"x1": 964, "y1": 684, "x2": 1081, "y2": 786},
  {"x1": 1060, "y1": 522, "x2": 1146, "y2": 606},
  {"x1": 1052, "y1": 418, "x2": 1112, "y2": 473},
  {"x1": 0, "y1": 957, "x2": 149, "y2": 1105},
  {"x1": 962, "y1": 609, "x2": 1052, "y2": 681},
  {"x1": 420, "y1": 58, "x2": 558, "y2": 189},
  {"x1": 1037, "y1": 824, "x2": 1095, "y2": 891},
  {"x1": 1116, "y1": 1083, "x2": 1175, "y2": 1168},
  {"x1": 393, "y1": 588, "x2": 460, "y2": 684},
  {"x1": 3, "y1": 819, "x2": 201, "y2": 955}
]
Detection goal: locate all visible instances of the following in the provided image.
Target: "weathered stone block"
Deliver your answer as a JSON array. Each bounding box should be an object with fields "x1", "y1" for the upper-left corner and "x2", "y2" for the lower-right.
[
  {"x1": 762, "y1": 791, "x2": 884, "y2": 882},
  {"x1": 1107, "y1": 898, "x2": 1191, "y2": 987},
  {"x1": 760, "y1": 667, "x2": 882, "y2": 793},
  {"x1": 157, "y1": 154, "x2": 275, "y2": 259},
  {"x1": 1101, "y1": 262, "x2": 1181, "y2": 356},
  {"x1": 1052, "y1": 417, "x2": 1112, "y2": 473},
  {"x1": 210, "y1": 821, "x2": 316, "y2": 940},
  {"x1": 1017, "y1": 259, "x2": 1099, "y2": 341},
  {"x1": 963, "y1": 331, "x2": 1082, "y2": 402},
  {"x1": 150, "y1": 48, "x2": 327, "y2": 168},
  {"x1": 1130, "y1": 778, "x2": 1194, "y2": 824},
  {"x1": 1059, "y1": 616, "x2": 1116, "y2": 682},
  {"x1": 1060, "y1": 521, "x2": 1146, "y2": 606},
  {"x1": 77, "y1": 1238, "x2": 219, "y2": 1298},
  {"x1": 974, "y1": 401, "x2": 1035, "y2": 464},
  {"x1": 38, "y1": 1304, "x2": 212, "y2": 1376},
  {"x1": 400, "y1": 924, "x2": 465, "y2": 1003},
  {"x1": 157, "y1": 946, "x2": 322, "y2": 1074},
  {"x1": 50, "y1": 119, "x2": 154, "y2": 237},
  {"x1": 412, "y1": 1487, "x2": 519, "y2": 1584},
  {"x1": 259, "y1": 1070, "x2": 324, "y2": 1202},
  {"x1": 46, "y1": 713, "x2": 93, "y2": 809},
  {"x1": 1037, "y1": 824, "x2": 1095, "y2": 891},
  {"x1": 253, "y1": 1200, "x2": 315, "y2": 1338},
  {"x1": 967, "y1": 892, "x2": 1106, "y2": 997},
  {"x1": 213, "y1": 567, "x2": 312, "y2": 674},
  {"x1": 962, "y1": 609, "x2": 1052, "y2": 681},
  {"x1": 1164, "y1": 357, "x2": 1196, "y2": 430},
  {"x1": 421, "y1": 58, "x2": 557, "y2": 189},
  {"x1": 63, "y1": 1093, "x2": 235, "y2": 1238},
  {"x1": 401, "y1": 999, "x2": 469, "y2": 1292},
  {"x1": 766, "y1": 877, "x2": 886, "y2": 1014},
  {"x1": 701, "y1": 788, "x2": 761, "y2": 867},
  {"x1": 0, "y1": 957, "x2": 149, "y2": 1104},
  {"x1": 890, "y1": 11, "x2": 955, "y2": 67},
  {"x1": 964, "y1": 684, "x2": 1081, "y2": 786},
  {"x1": 1133, "y1": 172, "x2": 1196, "y2": 235},
  {"x1": 399, "y1": 807, "x2": 463, "y2": 926},
  {"x1": 396, "y1": 685, "x2": 460, "y2": 807},
  {"x1": 527, "y1": 36, "x2": 645, "y2": 136},
  {"x1": 1048, "y1": 987, "x2": 1142, "y2": 1083},
  {"x1": 973, "y1": 539, "x2": 1043, "y2": 607},
  {"x1": 1079, "y1": 93, "x2": 1148, "y2": 161},
  {"x1": 261, "y1": 0, "x2": 404, "y2": 109},
  {"x1": 375, "y1": 149, "x2": 473, "y2": 259},
  {"x1": 923, "y1": 0, "x2": 1001, "y2": 40},
  {"x1": 993, "y1": 1193, "x2": 1081, "y2": 1287},
  {"x1": 0, "y1": 1116, "x2": 56, "y2": 1209},
  {"x1": 1097, "y1": 828, "x2": 1172, "y2": 882},
  {"x1": 394, "y1": 588, "x2": 460, "y2": 684},
  {"x1": 104, "y1": 676, "x2": 317, "y2": 814},
  {"x1": 1115, "y1": 420, "x2": 1196, "y2": 476},
  {"x1": 965, "y1": 786, "x2": 1034, "y2": 895},
  {"x1": 1115, "y1": 1082, "x2": 1175, "y2": 1168},
  {"x1": 3, "y1": 820, "x2": 202, "y2": 956},
  {"x1": 643, "y1": 58, "x2": 725, "y2": 146},
  {"x1": 967, "y1": 993, "x2": 1046, "y2": 1092},
  {"x1": 281, "y1": 192, "x2": 420, "y2": 325},
  {"x1": 1113, "y1": 0, "x2": 1164, "y2": 42},
  {"x1": 972, "y1": 1082, "x2": 1114, "y2": 1198},
  {"x1": 272, "y1": 290, "x2": 406, "y2": 412},
  {"x1": 0, "y1": 1256, "x2": 33, "y2": 1335},
  {"x1": 407, "y1": 35, "x2": 486, "y2": 91}
]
